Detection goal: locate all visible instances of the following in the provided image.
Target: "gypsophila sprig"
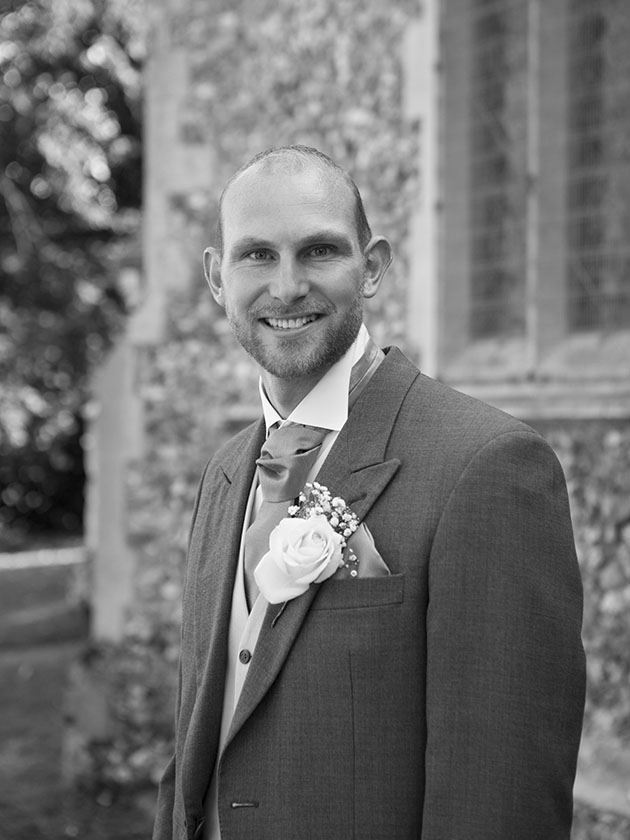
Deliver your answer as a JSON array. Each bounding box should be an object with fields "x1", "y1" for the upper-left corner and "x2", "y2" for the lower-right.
[{"x1": 287, "y1": 482, "x2": 359, "y2": 547}]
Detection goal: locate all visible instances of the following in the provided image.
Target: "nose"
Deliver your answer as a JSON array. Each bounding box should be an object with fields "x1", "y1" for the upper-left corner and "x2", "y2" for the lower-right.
[{"x1": 269, "y1": 256, "x2": 309, "y2": 305}]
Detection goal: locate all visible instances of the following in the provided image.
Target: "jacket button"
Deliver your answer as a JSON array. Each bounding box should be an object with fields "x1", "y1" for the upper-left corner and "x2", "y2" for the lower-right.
[{"x1": 239, "y1": 649, "x2": 252, "y2": 664}]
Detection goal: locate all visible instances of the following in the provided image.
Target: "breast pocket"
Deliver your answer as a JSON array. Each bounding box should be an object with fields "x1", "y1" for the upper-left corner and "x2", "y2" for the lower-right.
[{"x1": 311, "y1": 573, "x2": 405, "y2": 611}]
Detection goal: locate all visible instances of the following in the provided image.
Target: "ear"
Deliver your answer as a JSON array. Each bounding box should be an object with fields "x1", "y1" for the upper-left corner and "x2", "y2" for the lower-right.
[
  {"x1": 361, "y1": 236, "x2": 393, "y2": 299},
  {"x1": 203, "y1": 247, "x2": 225, "y2": 308}
]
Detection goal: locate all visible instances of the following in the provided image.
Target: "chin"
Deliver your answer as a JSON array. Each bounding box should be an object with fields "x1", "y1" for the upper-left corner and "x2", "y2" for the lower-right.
[{"x1": 257, "y1": 347, "x2": 334, "y2": 381}]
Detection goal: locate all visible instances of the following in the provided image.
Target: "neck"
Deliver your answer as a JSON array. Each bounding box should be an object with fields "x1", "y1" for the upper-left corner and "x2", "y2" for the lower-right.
[{"x1": 260, "y1": 369, "x2": 329, "y2": 418}]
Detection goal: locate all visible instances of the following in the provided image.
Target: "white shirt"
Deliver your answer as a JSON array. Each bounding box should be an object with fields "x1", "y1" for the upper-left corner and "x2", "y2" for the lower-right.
[{"x1": 204, "y1": 324, "x2": 371, "y2": 839}]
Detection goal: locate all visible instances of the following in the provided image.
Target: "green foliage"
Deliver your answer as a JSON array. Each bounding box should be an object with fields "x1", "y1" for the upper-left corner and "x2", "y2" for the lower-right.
[{"x1": 0, "y1": 0, "x2": 143, "y2": 544}]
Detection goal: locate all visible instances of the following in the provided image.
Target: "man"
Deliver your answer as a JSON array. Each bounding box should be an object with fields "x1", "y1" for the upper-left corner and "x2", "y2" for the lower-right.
[{"x1": 154, "y1": 145, "x2": 585, "y2": 840}]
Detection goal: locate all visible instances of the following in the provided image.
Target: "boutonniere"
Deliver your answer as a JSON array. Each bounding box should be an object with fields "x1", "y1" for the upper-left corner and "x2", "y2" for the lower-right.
[{"x1": 254, "y1": 482, "x2": 360, "y2": 604}]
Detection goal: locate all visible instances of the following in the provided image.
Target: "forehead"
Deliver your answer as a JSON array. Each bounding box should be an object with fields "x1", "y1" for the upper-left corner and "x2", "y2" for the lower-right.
[{"x1": 220, "y1": 163, "x2": 358, "y2": 252}]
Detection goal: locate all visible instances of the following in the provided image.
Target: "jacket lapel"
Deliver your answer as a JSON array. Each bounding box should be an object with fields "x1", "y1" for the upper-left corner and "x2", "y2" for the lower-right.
[
  {"x1": 224, "y1": 348, "x2": 418, "y2": 746},
  {"x1": 187, "y1": 418, "x2": 265, "y2": 789}
]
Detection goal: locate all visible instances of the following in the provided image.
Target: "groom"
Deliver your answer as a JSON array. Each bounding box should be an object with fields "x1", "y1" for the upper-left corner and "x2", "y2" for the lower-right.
[{"x1": 153, "y1": 145, "x2": 585, "y2": 840}]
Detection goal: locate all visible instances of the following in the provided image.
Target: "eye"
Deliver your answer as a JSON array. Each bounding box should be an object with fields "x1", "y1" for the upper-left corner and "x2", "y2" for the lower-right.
[
  {"x1": 245, "y1": 249, "x2": 272, "y2": 262},
  {"x1": 307, "y1": 245, "x2": 334, "y2": 258}
]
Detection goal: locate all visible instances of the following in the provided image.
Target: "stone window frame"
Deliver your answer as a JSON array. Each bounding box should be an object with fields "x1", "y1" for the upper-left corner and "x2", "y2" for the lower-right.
[{"x1": 406, "y1": 0, "x2": 630, "y2": 418}]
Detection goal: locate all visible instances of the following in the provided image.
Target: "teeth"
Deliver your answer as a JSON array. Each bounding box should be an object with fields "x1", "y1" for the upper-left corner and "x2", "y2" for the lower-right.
[{"x1": 265, "y1": 315, "x2": 318, "y2": 329}]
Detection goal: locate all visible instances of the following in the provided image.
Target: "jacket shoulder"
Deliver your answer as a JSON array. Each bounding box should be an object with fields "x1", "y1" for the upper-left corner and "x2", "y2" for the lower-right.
[
  {"x1": 411, "y1": 372, "x2": 530, "y2": 435},
  {"x1": 385, "y1": 347, "x2": 539, "y2": 454}
]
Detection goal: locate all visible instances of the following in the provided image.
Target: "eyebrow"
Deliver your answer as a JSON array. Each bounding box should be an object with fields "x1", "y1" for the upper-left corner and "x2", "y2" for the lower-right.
[{"x1": 229, "y1": 236, "x2": 275, "y2": 255}]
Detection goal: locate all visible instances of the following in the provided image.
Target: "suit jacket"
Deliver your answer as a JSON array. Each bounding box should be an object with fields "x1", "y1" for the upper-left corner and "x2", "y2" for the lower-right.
[{"x1": 153, "y1": 347, "x2": 585, "y2": 840}]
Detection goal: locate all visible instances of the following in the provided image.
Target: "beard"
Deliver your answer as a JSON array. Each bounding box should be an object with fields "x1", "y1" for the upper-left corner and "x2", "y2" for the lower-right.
[{"x1": 226, "y1": 290, "x2": 364, "y2": 381}]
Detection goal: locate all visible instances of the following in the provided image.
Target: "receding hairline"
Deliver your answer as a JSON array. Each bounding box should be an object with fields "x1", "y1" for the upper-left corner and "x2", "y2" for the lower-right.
[{"x1": 215, "y1": 145, "x2": 372, "y2": 255}]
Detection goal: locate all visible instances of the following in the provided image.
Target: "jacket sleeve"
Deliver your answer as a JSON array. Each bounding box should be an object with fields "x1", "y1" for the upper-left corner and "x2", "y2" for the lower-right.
[
  {"x1": 422, "y1": 430, "x2": 585, "y2": 839},
  {"x1": 152, "y1": 657, "x2": 182, "y2": 840},
  {"x1": 153, "y1": 753, "x2": 176, "y2": 839}
]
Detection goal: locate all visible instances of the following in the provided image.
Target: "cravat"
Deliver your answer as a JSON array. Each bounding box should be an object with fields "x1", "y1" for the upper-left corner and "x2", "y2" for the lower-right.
[
  {"x1": 243, "y1": 337, "x2": 384, "y2": 607},
  {"x1": 243, "y1": 422, "x2": 328, "y2": 607}
]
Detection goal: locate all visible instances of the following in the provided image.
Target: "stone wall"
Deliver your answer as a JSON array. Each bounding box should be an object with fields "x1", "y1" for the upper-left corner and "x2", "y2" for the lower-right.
[{"x1": 537, "y1": 419, "x2": 630, "y2": 746}]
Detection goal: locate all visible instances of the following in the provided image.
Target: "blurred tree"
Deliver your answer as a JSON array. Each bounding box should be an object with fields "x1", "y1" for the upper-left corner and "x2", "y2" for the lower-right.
[{"x1": 0, "y1": 0, "x2": 144, "y2": 548}]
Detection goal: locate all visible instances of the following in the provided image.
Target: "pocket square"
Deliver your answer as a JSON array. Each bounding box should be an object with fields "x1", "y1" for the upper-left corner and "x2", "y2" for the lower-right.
[{"x1": 334, "y1": 523, "x2": 390, "y2": 580}]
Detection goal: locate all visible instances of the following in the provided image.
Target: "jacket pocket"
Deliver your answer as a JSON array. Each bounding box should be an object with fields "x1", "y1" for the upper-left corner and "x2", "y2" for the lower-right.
[{"x1": 311, "y1": 573, "x2": 404, "y2": 610}]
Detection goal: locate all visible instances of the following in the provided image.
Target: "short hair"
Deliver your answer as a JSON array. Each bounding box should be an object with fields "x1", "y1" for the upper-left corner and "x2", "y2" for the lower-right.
[{"x1": 215, "y1": 145, "x2": 372, "y2": 256}]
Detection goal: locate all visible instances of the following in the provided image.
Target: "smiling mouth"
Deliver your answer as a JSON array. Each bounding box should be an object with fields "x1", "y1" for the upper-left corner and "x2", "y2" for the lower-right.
[{"x1": 263, "y1": 314, "x2": 320, "y2": 330}]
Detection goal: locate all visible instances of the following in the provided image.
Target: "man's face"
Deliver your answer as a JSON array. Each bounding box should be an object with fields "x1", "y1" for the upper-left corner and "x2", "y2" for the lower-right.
[{"x1": 208, "y1": 164, "x2": 370, "y2": 384}]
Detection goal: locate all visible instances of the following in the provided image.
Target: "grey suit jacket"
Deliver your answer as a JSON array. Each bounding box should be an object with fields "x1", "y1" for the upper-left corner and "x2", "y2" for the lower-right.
[{"x1": 153, "y1": 347, "x2": 585, "y2": 840}]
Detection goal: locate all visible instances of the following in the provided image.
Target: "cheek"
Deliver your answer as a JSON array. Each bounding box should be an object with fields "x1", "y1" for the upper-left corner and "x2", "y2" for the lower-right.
[
  {"x1": 221, "y1": 284, "x2": 256, "y2": 316},
  {"x1": 318, "y1": 276, "x2": 363, "y2": 308}
]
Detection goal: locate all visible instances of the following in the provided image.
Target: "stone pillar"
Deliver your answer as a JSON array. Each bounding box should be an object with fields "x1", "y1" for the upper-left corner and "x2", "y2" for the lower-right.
[
  {"x1": 87, "y1": 0, "x2": 215, "y2": 641},
  {"x1": 139, "y1": 0, "x2": 215, "y2": 341},
  {"x1": 86, "y1": 308, "x2": 144, "y2": 641}
]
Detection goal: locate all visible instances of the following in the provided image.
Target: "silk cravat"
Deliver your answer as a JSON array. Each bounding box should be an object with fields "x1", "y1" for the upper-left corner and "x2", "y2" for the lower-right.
[
  {"x1": 243, "y1": 422, "x2": 328, "y2": 606},
  {"x1": 243, "y1": 337, "x2": 384, "y2": 606}
]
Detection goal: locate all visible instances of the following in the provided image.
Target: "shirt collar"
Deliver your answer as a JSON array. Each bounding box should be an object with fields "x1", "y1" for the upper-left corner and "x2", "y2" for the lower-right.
[{"x1": 259, "y1": 323, "x2": 371, "y2": 434}]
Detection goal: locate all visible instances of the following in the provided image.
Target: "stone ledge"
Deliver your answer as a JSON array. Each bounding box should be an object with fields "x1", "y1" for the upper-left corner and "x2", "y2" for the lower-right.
[
  {"x1": 450, "y1": 379, "x2": 630, "y2": 421},
  {"x1": 0, "y1": 546, "x2": 86, "y2": 571}
]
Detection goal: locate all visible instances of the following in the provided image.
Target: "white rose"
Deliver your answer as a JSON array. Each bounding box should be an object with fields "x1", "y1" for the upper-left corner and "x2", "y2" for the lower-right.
[{"x1": 254, "y1": 514, "x2": 344, "y2": 604}]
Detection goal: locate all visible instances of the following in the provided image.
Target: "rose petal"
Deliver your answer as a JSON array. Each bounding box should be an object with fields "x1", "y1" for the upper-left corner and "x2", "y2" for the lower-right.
[
  {"x1": 254, "y1": 549, "x2": 310, "y2": 603},
  {"x1": 256, "y1": 515, "x2": 344, "y2": 603}
]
